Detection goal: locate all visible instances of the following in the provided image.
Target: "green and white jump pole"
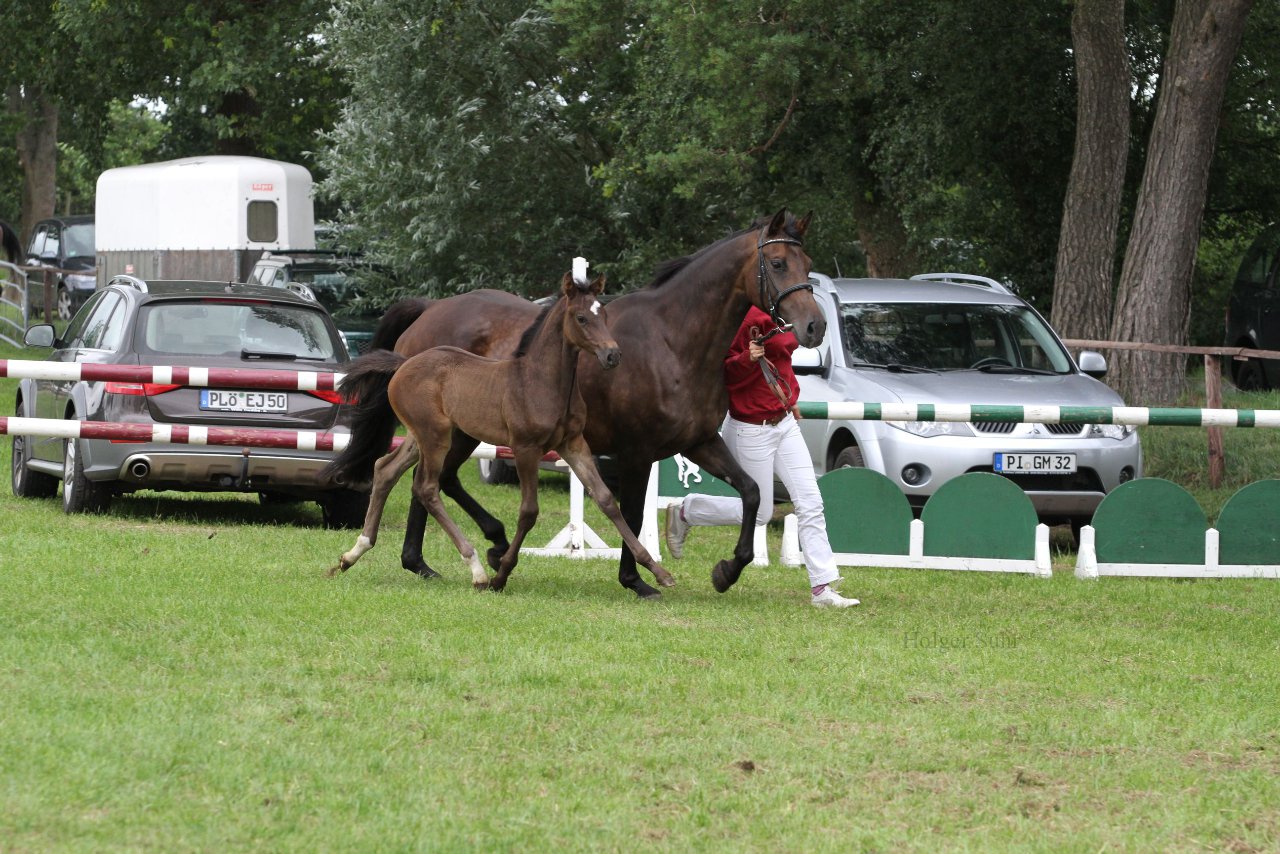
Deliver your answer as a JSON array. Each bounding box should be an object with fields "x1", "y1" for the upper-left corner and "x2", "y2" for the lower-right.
[{"x1": 795, "y1": 401, "x2": 1280, "y2": 428}]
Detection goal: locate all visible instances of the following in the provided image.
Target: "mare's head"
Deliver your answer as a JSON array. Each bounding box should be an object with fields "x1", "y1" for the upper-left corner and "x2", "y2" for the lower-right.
[
  {"x1": 559, "y1": 271, "x2": 621, "y2": 369},
  {"x1": 744, "y1": 209, "x2": 825, "y2": 347}
]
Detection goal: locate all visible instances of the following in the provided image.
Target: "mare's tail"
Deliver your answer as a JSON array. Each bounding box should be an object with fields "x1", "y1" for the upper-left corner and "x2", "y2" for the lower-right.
[
  {"x1": 0, "y1": 220, "x2": 21, "y2": 263},
  {"x1": 323, "y1": 350, "x2": 410, "y2": 487},
  {"x1": 370, "y1": 297, "x2": 432, "y2": 351}
]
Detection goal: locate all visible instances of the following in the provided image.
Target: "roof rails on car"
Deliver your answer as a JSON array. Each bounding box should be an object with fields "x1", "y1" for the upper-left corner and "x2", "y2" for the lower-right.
[
  {"x1": 285, "y1": 281, "x2": 317, "y2": 302},
  {"x1": 108, "y1": 274, "x2": 149, "y2": 293},
  {"x1": 911, "y1": 272, "x2": 1013, "y2": 295}
]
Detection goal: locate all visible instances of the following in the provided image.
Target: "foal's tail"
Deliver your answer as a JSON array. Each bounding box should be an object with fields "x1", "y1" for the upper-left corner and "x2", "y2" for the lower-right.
[
  {"x1": 322, "y1": 350, "x2": 409, "y2": 487},
  {"x1": 369, "y1": 296, "x2": 432, "y2": 352}
]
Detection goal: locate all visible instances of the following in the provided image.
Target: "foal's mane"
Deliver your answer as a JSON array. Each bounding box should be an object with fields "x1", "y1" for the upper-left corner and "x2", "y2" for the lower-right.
[
  {"x1": 513, "y1": 300, "x2": 555, "y2": 358},
  {"x1": 647, "y1": 213, "x2": 804, "y2": 290}
]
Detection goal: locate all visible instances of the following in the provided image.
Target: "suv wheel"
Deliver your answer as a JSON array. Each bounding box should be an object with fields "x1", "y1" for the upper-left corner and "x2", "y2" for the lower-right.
[
  {"x1": 833, "y1": 446, "x2": 865, "y2": 469},
  {"x1": 1069, "y1": 517, "x2": 1088, "y2": 550},
  {"x1": 11, "y1": 402, "x2": 58, "y2": 499},
  {"x1": 56, "y1": 285, "x2": 74, "y2": 321},
  {"x1": 62, "y1": 438, "x2": 111, "y2": 514},
  {"x1": 319, "y1": 488, "x2": 370, "y2": 530},
  {"x1": 478, "y1": 457, "x2": 519, "y2": 485}
]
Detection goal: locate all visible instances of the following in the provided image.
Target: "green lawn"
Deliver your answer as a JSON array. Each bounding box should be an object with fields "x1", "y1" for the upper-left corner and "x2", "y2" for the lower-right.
[{"x1": 3, "y1": 344, "x2": 1280, "y2": 851}]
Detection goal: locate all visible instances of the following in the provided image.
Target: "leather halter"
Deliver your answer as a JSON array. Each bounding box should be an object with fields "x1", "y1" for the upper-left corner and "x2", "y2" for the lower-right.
[{"x1": 756, "y1": 227, "x2": 814, "y2": 326}]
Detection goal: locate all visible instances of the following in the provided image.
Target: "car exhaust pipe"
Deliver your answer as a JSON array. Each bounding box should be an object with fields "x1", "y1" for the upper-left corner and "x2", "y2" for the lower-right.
[{"x1": 128, "y1": 458, "x2": 151, "y2": 479}]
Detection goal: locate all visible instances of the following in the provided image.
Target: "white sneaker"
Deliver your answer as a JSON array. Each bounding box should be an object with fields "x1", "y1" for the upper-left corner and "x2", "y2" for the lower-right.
[
  {"x1": 665, "y1": 503, "x2": 690, "y2": 559},
  {"x1": 811, "y1": 586, "x2": 860, "y2": 608}
]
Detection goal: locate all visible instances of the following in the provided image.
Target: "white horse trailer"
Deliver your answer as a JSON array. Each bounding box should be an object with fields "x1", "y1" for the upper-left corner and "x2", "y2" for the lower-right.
[{"x1": 95, "y1": 156, "x2": 315, "y2": 287}]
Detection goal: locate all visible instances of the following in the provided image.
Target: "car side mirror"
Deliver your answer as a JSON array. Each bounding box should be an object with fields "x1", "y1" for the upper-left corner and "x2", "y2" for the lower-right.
[
  {"x1": 1078, "y1": 350, "x2": 1107, "y2": 378},
  {"x1": 24, "y1": 324, "x2": 56, "y2": 348},
  {"x1": 793, "y1": 346, "x2": 824, "y2": 375}
]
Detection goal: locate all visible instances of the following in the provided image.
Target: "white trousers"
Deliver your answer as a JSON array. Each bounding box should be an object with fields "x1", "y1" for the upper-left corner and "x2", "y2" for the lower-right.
[{"x1": 682, "y1": 415, "x2": 839, "y2": 588}]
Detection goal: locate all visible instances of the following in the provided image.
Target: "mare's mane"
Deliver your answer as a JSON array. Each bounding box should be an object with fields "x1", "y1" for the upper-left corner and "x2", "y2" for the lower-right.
[
  {"x1": 513, "y1": 300, "x2": 555, "y2": 358},
  {"x1": 646, "y1": 213, "x2": 806, "y2": 291}
]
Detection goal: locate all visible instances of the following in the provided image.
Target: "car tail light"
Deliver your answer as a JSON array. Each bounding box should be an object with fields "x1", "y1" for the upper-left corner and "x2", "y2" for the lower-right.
[
  {"x1": 105, "y1": 381, "x2": 183, "y2": 396},
  {"x1": 305, "y1": 389, "x2": 347, "y2": 405}
]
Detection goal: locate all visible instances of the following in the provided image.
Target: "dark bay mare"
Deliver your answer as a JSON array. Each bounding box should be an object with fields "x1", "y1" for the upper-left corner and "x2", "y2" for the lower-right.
[
  {"x1": 1, "y1": 220, "x2": 22, "y2": 303},
  {"x1": 324, "y1": 209, "x2": 826, "y2": 598},
  {"x1": 328, "y1": 272, "x2": 672, "y2": 592},
  {"x1": 0, "y1": 220, "x2": 20, "y2": 263}
]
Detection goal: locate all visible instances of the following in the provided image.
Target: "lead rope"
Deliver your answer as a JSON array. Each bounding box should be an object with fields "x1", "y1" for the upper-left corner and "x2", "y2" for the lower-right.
[{"x1": 750, "y1": 324, "x2": 794, "y2": 410}]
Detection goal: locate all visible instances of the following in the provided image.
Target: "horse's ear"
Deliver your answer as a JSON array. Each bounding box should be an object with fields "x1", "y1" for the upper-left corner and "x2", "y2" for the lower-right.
[
  {"x1": 590, "y1": 273, "x2": 606, "y2": 295},
  {"x1": 795, "y1": 210, "x2": 813, "y2": 238},
  {"x1": 767, "y1": 208, "x2": 787, "y2": 236},
  {"x1": 561, "y1": 272, "x2": 576, "y2": 297}
]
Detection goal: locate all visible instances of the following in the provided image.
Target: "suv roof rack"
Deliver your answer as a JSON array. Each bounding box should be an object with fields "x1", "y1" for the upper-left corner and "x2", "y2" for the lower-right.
[
  {"x1": 108, "y1": 274, "x2": 149, "y2": 293},
  {"x1": 911, "y1": 272, "x2": 1013, "y2": 295},
  {"x1": 284, "y1": 281, "x2": 317, "y2": 302}
]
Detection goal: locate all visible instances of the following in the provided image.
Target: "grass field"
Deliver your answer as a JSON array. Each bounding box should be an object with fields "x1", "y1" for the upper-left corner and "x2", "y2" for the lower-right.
[{"x1": 3, "y1": 345, "x2": 1280, "y2": 851}]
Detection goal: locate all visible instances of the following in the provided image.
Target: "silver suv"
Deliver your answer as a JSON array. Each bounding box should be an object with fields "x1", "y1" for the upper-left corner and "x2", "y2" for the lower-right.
[{"x1": 794, "y1": 273, "x2": 1142, "y2": 531}]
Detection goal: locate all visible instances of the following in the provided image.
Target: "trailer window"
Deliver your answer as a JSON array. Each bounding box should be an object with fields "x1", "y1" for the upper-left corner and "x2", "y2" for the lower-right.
[{"x1": 246, "y1": 200, "x2": 279, "y2": 243}]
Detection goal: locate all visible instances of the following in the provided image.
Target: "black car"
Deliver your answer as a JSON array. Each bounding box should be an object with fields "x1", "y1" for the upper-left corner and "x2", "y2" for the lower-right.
[
  {"x1": 24, "y1": 214, "x2": 96, "y2": 321},
  {"x1": 247, "y1": 251, "x2": 382, "y2": 354},
  {"x1": 1225, "y1": 224, "x2": 1280, "y2": 389},
  {"x1": 11, "y1": 275, "x2": 368, "y2": 526}
]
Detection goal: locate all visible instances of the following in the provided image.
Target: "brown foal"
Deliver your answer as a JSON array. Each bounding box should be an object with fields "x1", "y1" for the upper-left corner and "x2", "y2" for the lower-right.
[{"x1": 331, "y1": 272, "x2": 673, "y2": 592}]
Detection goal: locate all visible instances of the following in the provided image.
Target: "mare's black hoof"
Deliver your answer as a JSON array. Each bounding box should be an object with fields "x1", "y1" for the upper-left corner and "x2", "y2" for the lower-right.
[
  {"x1": 415, "y1": 566, "x2": 443, "y2": 580},
  {"x1": 711, "y1": 560, "x2": 737, "y2": 593},
  {"x1": 630, "y1": 581, "x2": 662, "y2": 600},
  {"x1": 486, "y1": 545, "x2": 508, "y2": 573}
]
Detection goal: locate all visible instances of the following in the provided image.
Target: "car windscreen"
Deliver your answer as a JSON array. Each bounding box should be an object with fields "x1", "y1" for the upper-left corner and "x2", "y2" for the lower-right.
[
  {"x1": 63, "y1": 223, "x2": 95, "y2": 259},
  {"x1": 284, "y1": 268, "x2": 377, "y2": 318},
  {"x1": 136, "y1": 300, "x2": 340, "y2": 360},
  {"x1": 838, "y1": 301, "x2": 1073, "y2": 373}
]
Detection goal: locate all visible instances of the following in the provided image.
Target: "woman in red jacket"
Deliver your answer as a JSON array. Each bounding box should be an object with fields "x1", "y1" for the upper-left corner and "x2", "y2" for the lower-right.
[{"x1": 665, "y1": 305, "x2": 859, "y2": 608}]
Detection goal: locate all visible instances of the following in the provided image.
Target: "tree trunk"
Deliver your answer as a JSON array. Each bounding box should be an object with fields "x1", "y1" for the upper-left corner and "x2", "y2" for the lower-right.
[
  {"x1": 1050, "y1": 0, "x2": 1129, "y2": 342},
  {"x1": 7, "y1": 83, "x2": 59, "y2": 245},
  {"x1": 850, "y1": 184, "x2": 918, "y2": 279},
  {"x1": 1108, "y1": 0, "x2": 1254, "y2": 405},
  {"x1": 213, "y1": 88, "x2": 263, "y2": 157}
]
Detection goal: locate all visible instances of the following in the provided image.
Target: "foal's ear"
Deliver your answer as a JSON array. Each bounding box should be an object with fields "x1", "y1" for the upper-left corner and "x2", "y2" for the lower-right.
[
  {"x1": 561, "y1": 271, "x2": 576, "y2": 297},
  {"x1": 767, "y1": 208, "x2": 788, "y2": 236},
  {"x1": 795, "y1": 210, "x2": 813, "y2": 238},
  {"x1": 589, "y1": 273, "x2": 606, "y2": 296}
]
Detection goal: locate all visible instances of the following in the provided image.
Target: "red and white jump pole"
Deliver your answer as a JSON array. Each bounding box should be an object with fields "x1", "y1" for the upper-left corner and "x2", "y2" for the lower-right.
[
  {"x1": 0, "y1": 359, "x2": 344, "y2": 391},
  {"x1": 0, "y1": 416, "x2": 352, "y2": 451}
]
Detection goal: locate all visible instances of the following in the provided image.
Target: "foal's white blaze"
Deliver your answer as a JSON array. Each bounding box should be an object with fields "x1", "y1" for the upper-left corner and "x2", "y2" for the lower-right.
[{"x1": 590, "y1": 300, "x2": 601, "y2": 315}]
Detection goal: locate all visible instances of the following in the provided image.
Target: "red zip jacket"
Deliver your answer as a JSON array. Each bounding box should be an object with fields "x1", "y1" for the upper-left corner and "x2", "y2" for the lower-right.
[{"x1": 724, "y1": 305, "x2": 799, "y2": 423}]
